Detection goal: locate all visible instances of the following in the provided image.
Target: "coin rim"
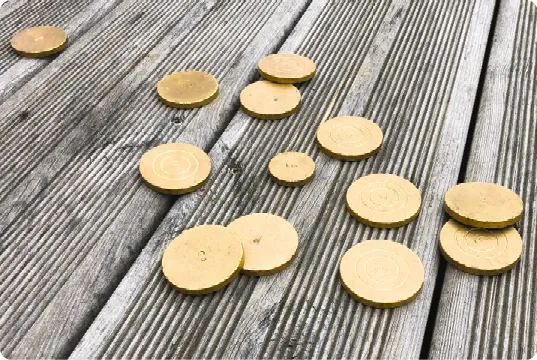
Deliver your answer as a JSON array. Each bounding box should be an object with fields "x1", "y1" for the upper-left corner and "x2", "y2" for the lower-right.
[
  {"x1": 443, "y1": 182, "x2": 523, "y2": 229},
  {"x1": 139, "y1": 143, "x2": 211, "y2": 195},
  {"x1": 268, "y1": 151, "x2": 315, "y2": 187},
  {"x1": 161, "y1": 225, "x2": 245, "y2": 295},
  {"x1": 258, "y1": 54, "x2": 316, "y2": 84},
  {"x1": 316, "y1": 116, "x2": 383, "y2": 161},
  {"x1": 438, "y1": 219, "x2": 522, "y2": 276},
  {"x1": 345, "y1": 174, "x2": 422, "y2": 228},
  {"x1": 227, "y1": 213, "x2": 299, "y2": 276},
  {"x1": 339, "y1": 240, "x2": 425, "y2": 308},
  {"x1": 240, "y1": 80, "x2": 301, "y2": 120},
  {"x1": 11, "y1": 26, "x2": 68, "y2": 58},
  {"x1": 156, "y1": 71, "x2": 219, "y2": 108}
]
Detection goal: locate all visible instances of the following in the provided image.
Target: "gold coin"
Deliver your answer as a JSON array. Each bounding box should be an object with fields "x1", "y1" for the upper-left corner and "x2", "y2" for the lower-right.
[
  {"x1": 11, "y1": 26, "x2": 68, "y2": 57},
  {"x1": 240, "y1": 80, "x2": 300, "y2": 120},
  {"x1": 162, "y1": 225, "x2": 244, "y2": 294},
  {"x1": 444, "y1": 182, "x2": 523, "y2": 228},
  {"x1": 346, "y1": 174, "x2": 421, "y2": 228},
  {"x1": 258, "y1": 53, "x2": 316, "y2": 84},
  {"x1": 139, "y1": 143, "x2": 211, "y2": 195},
  {"x1": 316, "y1": 116, "x2": 383, "y2": 160},
  {"x1": 268, "y1": 151, "x2": 315, "y2": 186},
  {"x1": 340, "y1": 240, "x2": 425, "y2": 308},
  {"x1": 439, "y1": 219, "x2": 522, "y2": 275},
  {"x1": 157, "y1": 71, "x2": 218, "y2": 108},
  {"x1": 227, "y1": 213, "x2": 298, "y2": 275}
]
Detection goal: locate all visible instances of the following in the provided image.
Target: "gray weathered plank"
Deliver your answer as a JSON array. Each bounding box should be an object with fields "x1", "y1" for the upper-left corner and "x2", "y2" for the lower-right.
[
  {"x1": 0, "y1": 0, "x2": 123, "y2": 102},
  {"x1": 71, "y1": 0, "x2": 496, "y2": 358},
  {"x1": 0, "y1": 0, "x2": 313, "y2": 358},
  {"x1": 430, "y1": 0, "x2": 537, "y2": 358}
]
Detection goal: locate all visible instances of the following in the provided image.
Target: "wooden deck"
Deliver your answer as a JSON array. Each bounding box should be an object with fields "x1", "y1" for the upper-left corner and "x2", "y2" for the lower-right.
[{"x1": 0, "y1": 0, "x2": 535, "y2": 359}]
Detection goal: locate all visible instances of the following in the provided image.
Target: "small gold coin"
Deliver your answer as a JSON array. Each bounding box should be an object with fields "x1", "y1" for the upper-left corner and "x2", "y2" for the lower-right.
[
  {"x1": 157, "y1": 71, "x2": 218, "y2": 108},
  {"x1": 139, "y1": 143, "x2": 211, "y2": 195},
  {"x1": 258, "y1": 53, "x2": 316, "y2": 84},
  {"x1": 444, "y1": 182, "x2": 523, "y2": 228},
  {"x1": 240, "y1": 80, "x2": 300, "y2": 120},
  {"x1": 227, "y1": 213, "x2": 298, "y2": 275},
  {"x1": 346, "y1": 174, "x2": 421, "y2": 228},
  {"x1": 439, "y1": 220, "x2": 522, "y2": 275},
  {"x1": 11, "y1": 26, "x2": 68, "y2": 57},
  {"x1": 316, "y1": 116, "x2": 383, "y2": 160},
  {"x1": 340, "y1": 240, "x2": 425, "y2": 308},
  {"x1": 162, "y1": 225, "x2": 244, "y2": 294},
  {"x1": 268, "y1": 151, "x2": 315, "y2": 186}
]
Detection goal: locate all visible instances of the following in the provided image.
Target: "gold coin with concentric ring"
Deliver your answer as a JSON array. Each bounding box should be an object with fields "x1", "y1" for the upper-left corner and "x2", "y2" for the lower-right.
[
  {"x1": 227, "y1": 213, "x2": 298, "y2": 276},
  {"x1": 439, "y1": 219, "x2": 522, "y2": 275},
  {"x1": 444, "y1": 182, "x2": 523, "y2": 228},
  {"x1": 316, "y1": 116, "x2": 383, "y2": 160},
  {"x1": 340, "y1": 240, "x2": 425, "y2": 308},
  {"x1": 346, "y1": 174, "x2": 421, "y2": 228},
  {"x1": 258, "y1": 54, "x2": 316, "y2": 84},
  {"x1": 268, "y1": 151, "x2": 315, "y2": 186},
  {"x1": 11, "y1": 26, "x2": 68, "y2": 57},
  {"x1": 139, "y1": 143, "x2": 211, "y2": 195},
  {"x1": 162, "y1": 225, "x2": 244, "y2": 294},
  {"x1": 240, "y1": 80, "x2": 300, "y2": 120},
  {"x1": 157, "y1": 71, "x2": 218, "y2": 108}
]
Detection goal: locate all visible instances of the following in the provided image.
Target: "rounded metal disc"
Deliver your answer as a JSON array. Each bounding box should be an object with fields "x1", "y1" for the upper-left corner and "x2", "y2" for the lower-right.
[
  {"x1": 444, "y1": 182, "x2": 523, "y2": 228},
  {"x1": 258, "y1": 53, "x2": 316, "y2": 84},
  {"x1": 268, "y1": 151, "x2": 315, "y2": 186},
  {"x1": 11, "y1": 26, "x2": 68, "y2": 57},
  {"x1": 340, "y1": 240, "x2": 425, "y2": 308},
  {"x1": 162, "y1": 225, "x2": 244, "y2": 294},
  {"x1": 227, "y1": 213, "x2": 298, "y2": 276},
  {"x1": 316, "y1": 116, "x2": 383, "y2": 160},
  {"x1": 439, "y1": 219, "x2": 522, "y2": 275},
  {"x1": 157, "y1": 71, "x2": 218, "y2": 108},
  {"x1": 240, "y1": 80, "x2": 300, "y2": 120},
  {"x1": 139, "y1": 143, "x2": 211, "y2": 195},
  {"x1": 346, "y1": 174, "x2": 422, "y2": 228}
]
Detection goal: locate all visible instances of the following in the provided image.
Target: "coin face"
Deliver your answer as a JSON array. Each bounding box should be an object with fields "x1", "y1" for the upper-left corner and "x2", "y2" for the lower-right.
[
  {"x1": 439, "y1": 220, "x2": 522, "y2": 275},
  {"x1": 346, "y1": 174, "x2": 421, "y2": 228},
  {"x1": 139, "y1": 143, "x2": 211, "y2": 195},
  {"x1": 240, "y1": 80, "x2": 300, "y2": 120},
  {"x1": 339, "y1": 240, "x2": 425, "y2": 308},
  {"x1": 258, "y1": 54, "x2": 316, "y2": 84},
  {"x1": 316, "y1": 116, "x2": 383, "y2": 160},
  {"x1": 157, "y1": 71, "x2": 218, "y2": 108},
  {"x1": 227, "y1": 213, "x2": 298, "y2": 275},
  {"x1": 162, "y1": 225, "x2": 244, "y2": 294},
  {"x1": 268, "y1": 151, "x2": 315, "y2": 186},
  {"x1": 11, "y1": 26, "x2": 68, "y2": 57},
  {"x1": 444, "y1": 182, "x2": 523, "y2": 228}
]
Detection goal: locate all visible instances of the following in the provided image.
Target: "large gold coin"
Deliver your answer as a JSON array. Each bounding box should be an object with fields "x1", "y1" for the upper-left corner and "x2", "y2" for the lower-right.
[
  {"x1": 157, "y1": 71, "x2": 218, "y2": 108},
  {"x1": 240, "y1": 80, "x2": 300, "y2": 120},
  {"x1": 258, "y1": 54, "x2": 316, "y2": 84},
  {"x1": 268, "y1": 151, "x2": 315, "y2": 186},
  {"x1": 139, "y1": 143, "x2": 211, "y2": 195},
  {"x1": 316, "y1": 116, "x2": 383, "y2": 160},
  {"x1": 346, "y1": 174, "x2": 421, "y2": 228},
  {"x1": 162, "y1": 225, "x2": 244, "y2": 294},
  {"x1": 439, "y1": 220, "x2": 522, "y2": 275},
  {"x1": 11, "y1": 26, "x2": 68, "y2": 57},
  {"x1": 340, "y1": 240, "x2": 425, "y2": 308},
  {"x1": 227, "y1": 213, "x2": 298, "y2": 275},
  {"x1": 444, "y1": 182, "x2": 523, "y2": 228}
]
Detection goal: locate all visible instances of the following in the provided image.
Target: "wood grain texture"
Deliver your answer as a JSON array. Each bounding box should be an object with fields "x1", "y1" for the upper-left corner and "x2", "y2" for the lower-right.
[
  {"x1": 71, "y1": 0, "x2": 495, "y2": 358},
  {"x1": 0, "y1": 0, "x2": 312, "y2": 358},
  {"x1": 0, "y1": 0, "x2": 123, "y2": 103},
  {"x1": 430, "y1": 0, "x2": 537, "y2": 359}
]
